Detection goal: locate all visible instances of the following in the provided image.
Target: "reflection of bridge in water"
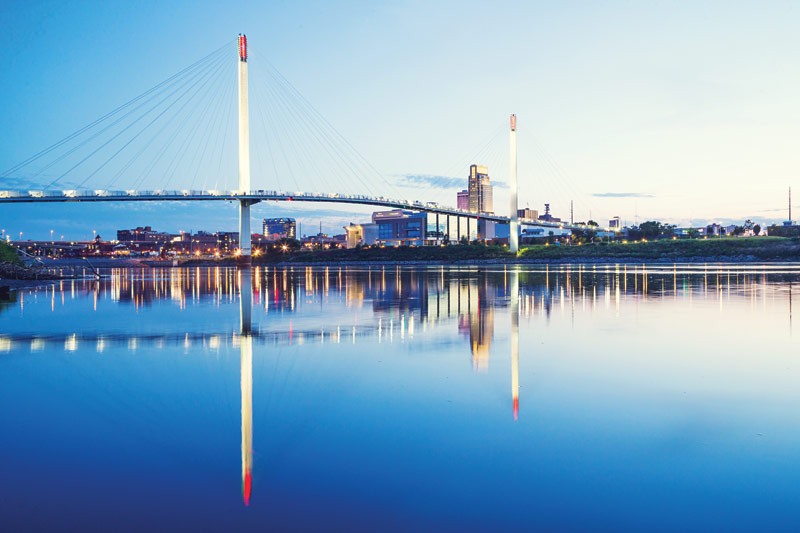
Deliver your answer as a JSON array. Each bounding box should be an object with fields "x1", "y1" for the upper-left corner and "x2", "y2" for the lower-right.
[{"x1": 5, "y1": 264, "x2": 800, "y2": 504}]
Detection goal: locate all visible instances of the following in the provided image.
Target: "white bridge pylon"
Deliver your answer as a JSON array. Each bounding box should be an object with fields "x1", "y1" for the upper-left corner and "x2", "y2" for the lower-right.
[{"x1": 238, "y1": 34, "x2": 255, "y2": 263}]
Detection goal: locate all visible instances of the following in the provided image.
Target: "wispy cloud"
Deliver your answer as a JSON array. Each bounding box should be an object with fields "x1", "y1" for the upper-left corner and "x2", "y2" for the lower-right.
[
  {"x1": 592, "y1": 192, "x2": 654, "y2": 198},
  {"x1": 398, "y1": 174, "x2": 464, "y2": 189},
  {"x1": 397, "y1": 174, "x2": 508, "y2": 190}
]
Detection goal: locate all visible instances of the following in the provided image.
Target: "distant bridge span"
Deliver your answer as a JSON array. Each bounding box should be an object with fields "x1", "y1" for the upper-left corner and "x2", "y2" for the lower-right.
[{"x1": 0, "y1": 189, "x2": 609, "y2": 232}]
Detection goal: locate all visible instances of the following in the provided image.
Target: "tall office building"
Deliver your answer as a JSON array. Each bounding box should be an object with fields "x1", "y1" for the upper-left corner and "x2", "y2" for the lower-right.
[
  {"x1": 457, "y1": 190, "x2": 469, "y2": 210},
  {"x1": 468, "y1": 164, "x2": 493, "y2": 214}
]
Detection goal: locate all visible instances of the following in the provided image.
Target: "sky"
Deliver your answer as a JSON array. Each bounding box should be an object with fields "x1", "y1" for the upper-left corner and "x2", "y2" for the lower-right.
[{"x1": 2, "y1": 0, "x2": 800, "y2": 240}]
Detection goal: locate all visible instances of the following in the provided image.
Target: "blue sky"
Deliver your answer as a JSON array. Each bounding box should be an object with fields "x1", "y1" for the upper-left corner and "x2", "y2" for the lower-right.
[{"x1": 2, "y1": 0, "x2": 800, "y2": 240}]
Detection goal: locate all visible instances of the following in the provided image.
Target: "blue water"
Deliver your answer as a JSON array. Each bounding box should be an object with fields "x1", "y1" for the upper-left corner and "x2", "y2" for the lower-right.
[{"x1": 2, "y1": 264, "x2": 800, "y2": 531}]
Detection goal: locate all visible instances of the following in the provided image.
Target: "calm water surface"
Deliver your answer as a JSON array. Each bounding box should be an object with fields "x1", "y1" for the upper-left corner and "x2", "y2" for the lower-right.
[{"x1": 3, "y1": 264, "x2": 800, "y2": 531}]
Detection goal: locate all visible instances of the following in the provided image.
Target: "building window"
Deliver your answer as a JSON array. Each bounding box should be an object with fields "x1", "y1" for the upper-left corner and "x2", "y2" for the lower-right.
[{"x1": 379, "y1": 224, "x2": 394, "y2": 239}]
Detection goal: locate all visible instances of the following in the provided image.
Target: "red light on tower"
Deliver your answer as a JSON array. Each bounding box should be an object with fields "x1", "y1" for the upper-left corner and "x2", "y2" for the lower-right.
[
  {"x1": 510, "y1": 114, "x2": 516, "y2": 131},
  {"x1": 238, "y1": 34, "x2": 247, "y2": 62}
]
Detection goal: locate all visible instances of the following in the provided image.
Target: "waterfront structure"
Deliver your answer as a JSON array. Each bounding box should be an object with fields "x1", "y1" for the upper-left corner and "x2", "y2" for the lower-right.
[
  {"x1": 372, "y1": 209, "x2": 427, "y2": 246},
  {"x1": 457, "y1": 190, "x2": 469, "y2": 210},
  {"x1": 468, "y1": 165, "x2": 493, "y2": 214},
  {"x1": 344, "y1": 223, "x2": 379, "y2": 248},
  {"x1": 262, "y1": 218, "x2": 296, "y2": 241},
  {"x1": 478, "y1": 219, "x2": 510, "y2": 242}
]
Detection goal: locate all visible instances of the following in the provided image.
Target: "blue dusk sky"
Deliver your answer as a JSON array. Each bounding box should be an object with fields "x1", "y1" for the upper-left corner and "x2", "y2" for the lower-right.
[{"x1": 2, "y1": 0, "x2": 800, "y2": 240}]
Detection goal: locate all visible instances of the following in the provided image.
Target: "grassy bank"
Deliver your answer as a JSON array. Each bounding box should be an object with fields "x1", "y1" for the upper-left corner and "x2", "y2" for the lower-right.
[
  {"x1": 0, "y1": 242, "x2": 22, "y2": 265},
  {"x1": 518, "y1": 237, "x2": 800, "y2": 262},
  {"x1": 257, "y1": 244, "x2": 511, "y2": 263},
  {"x1": 175, "y1": 237, "x2": 800, "y2": 266}
]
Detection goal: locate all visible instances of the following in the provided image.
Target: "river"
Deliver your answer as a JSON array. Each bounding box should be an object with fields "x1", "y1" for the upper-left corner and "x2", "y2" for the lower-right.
[{"x1": 2, "y1": 264, "x2": 800, "y2": 530}]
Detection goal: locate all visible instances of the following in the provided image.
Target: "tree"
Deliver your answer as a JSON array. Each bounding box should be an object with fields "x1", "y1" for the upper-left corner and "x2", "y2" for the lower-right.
[
  {"x1": 571, "y1": 227, "x2": 597, "y2": 243},
  {"x1": 587, "y1": 220, "x2": 599, "y2": 227},
  {"x1": 753, "y1": 224, "x2": 761, "y2": 236},
  {"x1": 638, "y1": 220, "x2": 675, "y2": 239}
]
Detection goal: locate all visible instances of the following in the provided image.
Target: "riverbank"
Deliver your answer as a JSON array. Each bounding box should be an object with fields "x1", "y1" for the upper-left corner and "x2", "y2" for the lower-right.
[
  {"x1": 516, "y1": 237, "x2": 800, "y2": 263},
  {"x1": 199, "y1": 238, "x2": 799, "y2": 265},
  {"x1": 8, "y1": 238, "x2": 800, "y2": 272}
]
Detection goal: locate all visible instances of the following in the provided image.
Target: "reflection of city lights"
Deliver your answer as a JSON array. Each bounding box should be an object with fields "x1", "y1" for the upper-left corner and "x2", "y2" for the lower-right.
[{"x1": 64, "y1": 334, "x2": 78, "y2": 352}]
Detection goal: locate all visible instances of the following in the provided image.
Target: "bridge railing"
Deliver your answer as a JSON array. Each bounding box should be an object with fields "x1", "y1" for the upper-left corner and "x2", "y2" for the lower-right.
[{"x1": 0, "y1": 188, "x2": 616, "y2": 232}]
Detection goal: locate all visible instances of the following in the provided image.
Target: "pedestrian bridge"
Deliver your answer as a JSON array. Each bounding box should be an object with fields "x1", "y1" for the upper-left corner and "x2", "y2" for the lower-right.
[{"x1": 0, "y1": 188, "x2": 599, "y2": 231}]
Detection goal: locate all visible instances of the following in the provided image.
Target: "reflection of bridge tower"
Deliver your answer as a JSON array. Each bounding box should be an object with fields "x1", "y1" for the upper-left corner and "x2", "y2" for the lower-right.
[
  {"x1": 240, "y1": 268, "x2": 253, "y2": 505},
  {"x1": 510, "y1": 270, "x2": 519, "y2": 420}
]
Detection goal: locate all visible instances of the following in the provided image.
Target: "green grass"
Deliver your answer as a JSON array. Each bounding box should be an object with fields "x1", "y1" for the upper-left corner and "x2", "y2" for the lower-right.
[
  {"x1": 0, "y1": 242, "x2": 22, "y2": 265},
  {"x1": 179, "y1": 238, "x2": 800, "y2": 265},
  {"x1": 518, "y1": 237, "x2": 800, "y2": 261},
  {"x1": 253, "y1": 244, "x2": 513, "y2": 264}
]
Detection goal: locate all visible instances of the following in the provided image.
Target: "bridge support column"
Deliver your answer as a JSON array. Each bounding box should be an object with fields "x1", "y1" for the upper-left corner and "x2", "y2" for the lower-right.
[
  {"x1": 457, "y1": 217, "x2": 461, "y2": 242},
  {"x1": 447, "y1": 216, "x2": 450, "y2": 243},
  {"x1": 435, "y1": 213, "x2": 440, "y2": 243},
  {"x1": 466, "y1": 217, "x2": 471, "y2": 242},
  {"x1": 238, "y1": 200, "x2": 259, "y2": 264}
]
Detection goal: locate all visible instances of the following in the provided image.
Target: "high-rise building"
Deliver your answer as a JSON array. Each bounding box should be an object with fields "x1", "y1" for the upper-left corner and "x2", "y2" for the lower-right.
[
  {"x1": 457, "y1": 190, "x2": 469, "y2": 210},
  {"x1": 468, "y1": 164, "x2": 493, "y2": 214},
  {"x1": 609, "y1": 216, "x2": 621, "y2": 230},
  {"x1": 518, "y1": 208, "x2": 538, "y2": 220},
  {"x1": 262, "y1": 218, "x2": 296, "y2": 241}
]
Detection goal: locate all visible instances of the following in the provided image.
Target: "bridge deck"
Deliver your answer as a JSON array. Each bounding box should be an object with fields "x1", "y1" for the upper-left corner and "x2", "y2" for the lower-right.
[{"x1": 0, "y1": 189, "x2": 613, "y2": 232}]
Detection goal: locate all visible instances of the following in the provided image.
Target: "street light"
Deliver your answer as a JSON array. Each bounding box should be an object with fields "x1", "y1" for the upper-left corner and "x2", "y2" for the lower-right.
[{"x1": 50, "y1": 230, "x2": 54, "y2": 242}]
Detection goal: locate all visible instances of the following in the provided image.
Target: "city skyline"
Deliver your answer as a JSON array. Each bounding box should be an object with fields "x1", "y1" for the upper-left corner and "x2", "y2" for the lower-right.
[{"x1": 3, "y1": 1, "x2": 800, "y2": 239}]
